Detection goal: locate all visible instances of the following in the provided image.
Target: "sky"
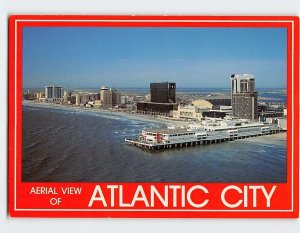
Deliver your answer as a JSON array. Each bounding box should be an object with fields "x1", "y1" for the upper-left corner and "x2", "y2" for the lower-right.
[{"x1": 22, "y1": 27, "x2": 287, "y2": 89}]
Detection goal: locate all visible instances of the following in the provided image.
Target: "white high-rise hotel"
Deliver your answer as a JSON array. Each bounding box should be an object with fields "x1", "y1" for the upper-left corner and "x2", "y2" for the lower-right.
[
  {"x1": 100, "y1": 86, "x2": 112, "y2": 108},
  {"x1": 45, "y1": 85, "x2": 64, "y2": 102},
  {"x1": 99, "y1": 86, "x2": 121, "y2": 108}
]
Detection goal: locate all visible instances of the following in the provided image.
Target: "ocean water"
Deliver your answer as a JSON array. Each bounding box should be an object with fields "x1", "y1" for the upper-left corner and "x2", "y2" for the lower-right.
[{"x1": 22, "y1": 103, "x2": 286, "y2": 182}]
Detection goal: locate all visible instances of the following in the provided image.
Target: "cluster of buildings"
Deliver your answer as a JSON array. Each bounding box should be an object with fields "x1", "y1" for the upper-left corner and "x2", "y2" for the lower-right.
[
  {"x1": 29, "y1": 73, "x2": 286, "y2": 129},
  {"x1": 35, "y1": 85, "x2": 122, "y2": 109},
  {"x1": 136, "y1": 74, "x2": 258, "y2": 120},
  {"x1": 135, "y1": 74, "x2": 286, "y2": 129},
  {"x1": 23, "y1": 75, "x2": 287, "y2": 151},
  {"x1": 36, "y1": 85, "x2": 64, "y2": 102},
  {"x1": 126, "y1": 74, "x2": 286, "y2": 150}
]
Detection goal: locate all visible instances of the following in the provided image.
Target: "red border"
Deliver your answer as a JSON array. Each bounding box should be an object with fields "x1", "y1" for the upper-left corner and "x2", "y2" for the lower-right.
[{"x1": 8, "y1": 15, "x2": 299, "y2": 218}]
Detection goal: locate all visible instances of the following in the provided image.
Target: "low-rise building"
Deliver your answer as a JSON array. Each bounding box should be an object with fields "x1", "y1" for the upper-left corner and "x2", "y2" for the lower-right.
[
  {"x1": 265, "y1": 117, "x2": 287, "y2": 130},
  {"x1": 172, "y1": 105, "x2": 202, "y2": 121},
  {"x1": 137, "y1": 102, "x2": 178, "y2": 115}
]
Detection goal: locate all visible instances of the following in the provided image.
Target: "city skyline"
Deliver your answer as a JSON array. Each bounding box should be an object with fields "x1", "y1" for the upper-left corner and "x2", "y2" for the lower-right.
[{"x1": 23, "y1": 27, "x2": 287, "y2": 89}]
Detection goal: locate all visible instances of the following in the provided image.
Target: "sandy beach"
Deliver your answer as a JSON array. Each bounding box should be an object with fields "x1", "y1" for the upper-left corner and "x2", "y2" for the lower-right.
[
  {"x1": 23, "y1": 100, "x2": 286, "y2": 142},
  {"x1": 22, "y1": 100, "x2": 189, "y2": 127}
]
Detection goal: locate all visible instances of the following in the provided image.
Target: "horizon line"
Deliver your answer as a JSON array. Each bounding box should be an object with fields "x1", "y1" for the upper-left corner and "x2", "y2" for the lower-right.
[{"x1": 22, "y1": 86, "x2": 287, "y2": 90}]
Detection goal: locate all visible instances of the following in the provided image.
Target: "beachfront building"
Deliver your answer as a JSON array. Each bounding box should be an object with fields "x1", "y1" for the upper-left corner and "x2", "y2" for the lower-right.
[
  {"x1": 230, "y1": 74, "x2": 258, "y2": 120},
  {"x1": 35, "y1": 92, "x2": 45, "y2": 101},
  {"x1": 150, "y1": 82, "x2": 176, "y2": 103},
  {"x1": 45, "y1": 85, "x2": 64, "y2": 102},
  {"x1": 82, "y1": 93, "x2": 99, "y2": 104},
  {"x1": 172, "y1": 105, "x2": 203, "y2": 121},
  {"x1": 63, "y1": 91, "x2": 69, "y2": 103},
  {"x1": 121, "y1": 96, "x2": 127, "y2": 105},
  {"x1": 201, "y1": 105, "x2": 232, "y2": 119},
  {"x1": 36, "y1": 92, "x2": 41, "y2": 100},
  {"x1": 112, "y1": 89, "x2": 121, "y2": 106},
  {"x1": 137, "y1": 102, "x2": 178, "y2": 115},
  {"x1": 137, "y1": 82, "x2": 178, "y2": 115},
  {"x1": 100, "y1": 86, "x2": 112, "y2": 108},
  {"x1": 75, "y1": 93, "x2": 80, "y2": 106},
  {"x1": 72, "y1": 92, "x2": 100, "y2": 107},
  {"x1": 99, "y1": 87, "x2": 122, "y2": 108}
]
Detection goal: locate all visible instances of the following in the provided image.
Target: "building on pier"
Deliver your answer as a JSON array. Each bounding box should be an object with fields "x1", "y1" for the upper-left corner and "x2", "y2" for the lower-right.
[
  {"x1": 140, "y1": 128, "x2": 208, "y2": 144},
  {"x1": 125, "y1": 120, "x2": 281, "y2": 150}
]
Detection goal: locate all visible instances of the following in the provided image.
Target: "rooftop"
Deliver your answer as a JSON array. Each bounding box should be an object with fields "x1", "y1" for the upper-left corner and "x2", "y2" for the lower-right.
[
  {"x1": 192, "y1": 99, "x2": 213, "y2": 109},
  {"x1": 143, "y1": 128, "x2": 191, "y2": 134},
  {"x1": 230, "y1": 74, "x2": 255, "y2": 80}
]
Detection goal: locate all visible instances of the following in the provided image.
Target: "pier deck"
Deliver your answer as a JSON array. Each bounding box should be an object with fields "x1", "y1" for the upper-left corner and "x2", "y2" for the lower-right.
[{"x1": 125, "y1": 129, "x2": 282, "y2": 150}]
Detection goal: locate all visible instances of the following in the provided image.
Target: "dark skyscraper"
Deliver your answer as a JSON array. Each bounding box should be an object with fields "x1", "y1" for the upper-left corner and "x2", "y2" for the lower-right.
[
  {"x1": 137, "y1": 82, "x2": 178, "y2": 115},
  {"x1": 150, "y1": 82, "x2": 176, "y2": 103},
  {"x1": 230, "y1": 74, "x2": 258, "y2": 120},
  {"x1": 112, "y1": 89, "x2": 121, "y2": 106}
]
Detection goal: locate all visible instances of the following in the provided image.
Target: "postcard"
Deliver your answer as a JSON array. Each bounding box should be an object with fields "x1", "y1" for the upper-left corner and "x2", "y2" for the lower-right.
[{"x1": 8, "y1": 15, "x2": 299, "y2": 218}]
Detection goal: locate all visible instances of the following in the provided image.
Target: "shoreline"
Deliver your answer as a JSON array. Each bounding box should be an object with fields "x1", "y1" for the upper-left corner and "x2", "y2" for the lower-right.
[
  {"x1": 22, "y1": 100, "x2": 188, "y2": 126},
  {"x1": 23, "y1": 100, "x2": 286, "y2": 142}
]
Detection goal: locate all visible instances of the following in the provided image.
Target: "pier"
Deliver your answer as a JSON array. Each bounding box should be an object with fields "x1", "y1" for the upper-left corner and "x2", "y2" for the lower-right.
[{"x1": 125, "y1": 128, "x2": 282, "y2": 150}]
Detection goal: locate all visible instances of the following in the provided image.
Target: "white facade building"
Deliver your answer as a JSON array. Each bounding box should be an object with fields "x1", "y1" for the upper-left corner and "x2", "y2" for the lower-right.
[
  {"x1": 100, "y1": 86, "x2": 112, "y2": 108},
  {"x1": 172, "y1": 105, "x2": 202, "y2": 121},
  {"x1": 45, "y1": 85, "x2": 64, "y2": 102}
]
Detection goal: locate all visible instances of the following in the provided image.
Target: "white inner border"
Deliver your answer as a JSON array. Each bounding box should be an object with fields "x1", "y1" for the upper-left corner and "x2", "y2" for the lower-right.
[{"x1": 14, "y1": 18, "x2": 295, "y2": 213}]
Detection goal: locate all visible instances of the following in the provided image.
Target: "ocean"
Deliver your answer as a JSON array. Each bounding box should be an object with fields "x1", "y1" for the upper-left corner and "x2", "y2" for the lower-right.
[{"x1": 22, "y1": 103, "x2": 286, "y2": 182}]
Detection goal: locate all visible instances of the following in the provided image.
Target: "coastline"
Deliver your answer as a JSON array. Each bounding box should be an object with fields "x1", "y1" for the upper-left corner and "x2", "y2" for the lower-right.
[
  {"x1": 22, "y1": 102, "x2": 287, "y2": 182},
  {"x1": 22, "y1": 100, "x2": 187, "y2": 126},
  {"x1": 23, "y1": 100, "x2": 286, "y2": 142}
]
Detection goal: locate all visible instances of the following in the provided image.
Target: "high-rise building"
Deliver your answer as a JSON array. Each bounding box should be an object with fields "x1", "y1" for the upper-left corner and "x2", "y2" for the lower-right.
[
  {"x1": 112, "y1": 89, "x2": 121, "y2": 106},
  {"x1": 137, "y1": 82, "x2": 178, "y2": 115},
  {"x1": 230, "y1": 74, "x2": 258, "y2": 120},
  {"x1": 100, "y1": 86, "x2": 112, "y2": 108},
  {"x1": 36, "y1": 92, "x2": 42, "y2": 100},
  {"x1": 63, "y1": 91, "x2": 69, "y2": 102},
  {"x1": 75, "y1": 93, "x2": 80, "y2": 106},
  {"x1": 45, "y1": 85, "x2": 64, "y2": 101},
  {"x1": 121, "y1": 96, "x2": 127, "y2": 105},
  {"x1": 150, "y1": 82, "x2": 176, "y2": 103}
]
